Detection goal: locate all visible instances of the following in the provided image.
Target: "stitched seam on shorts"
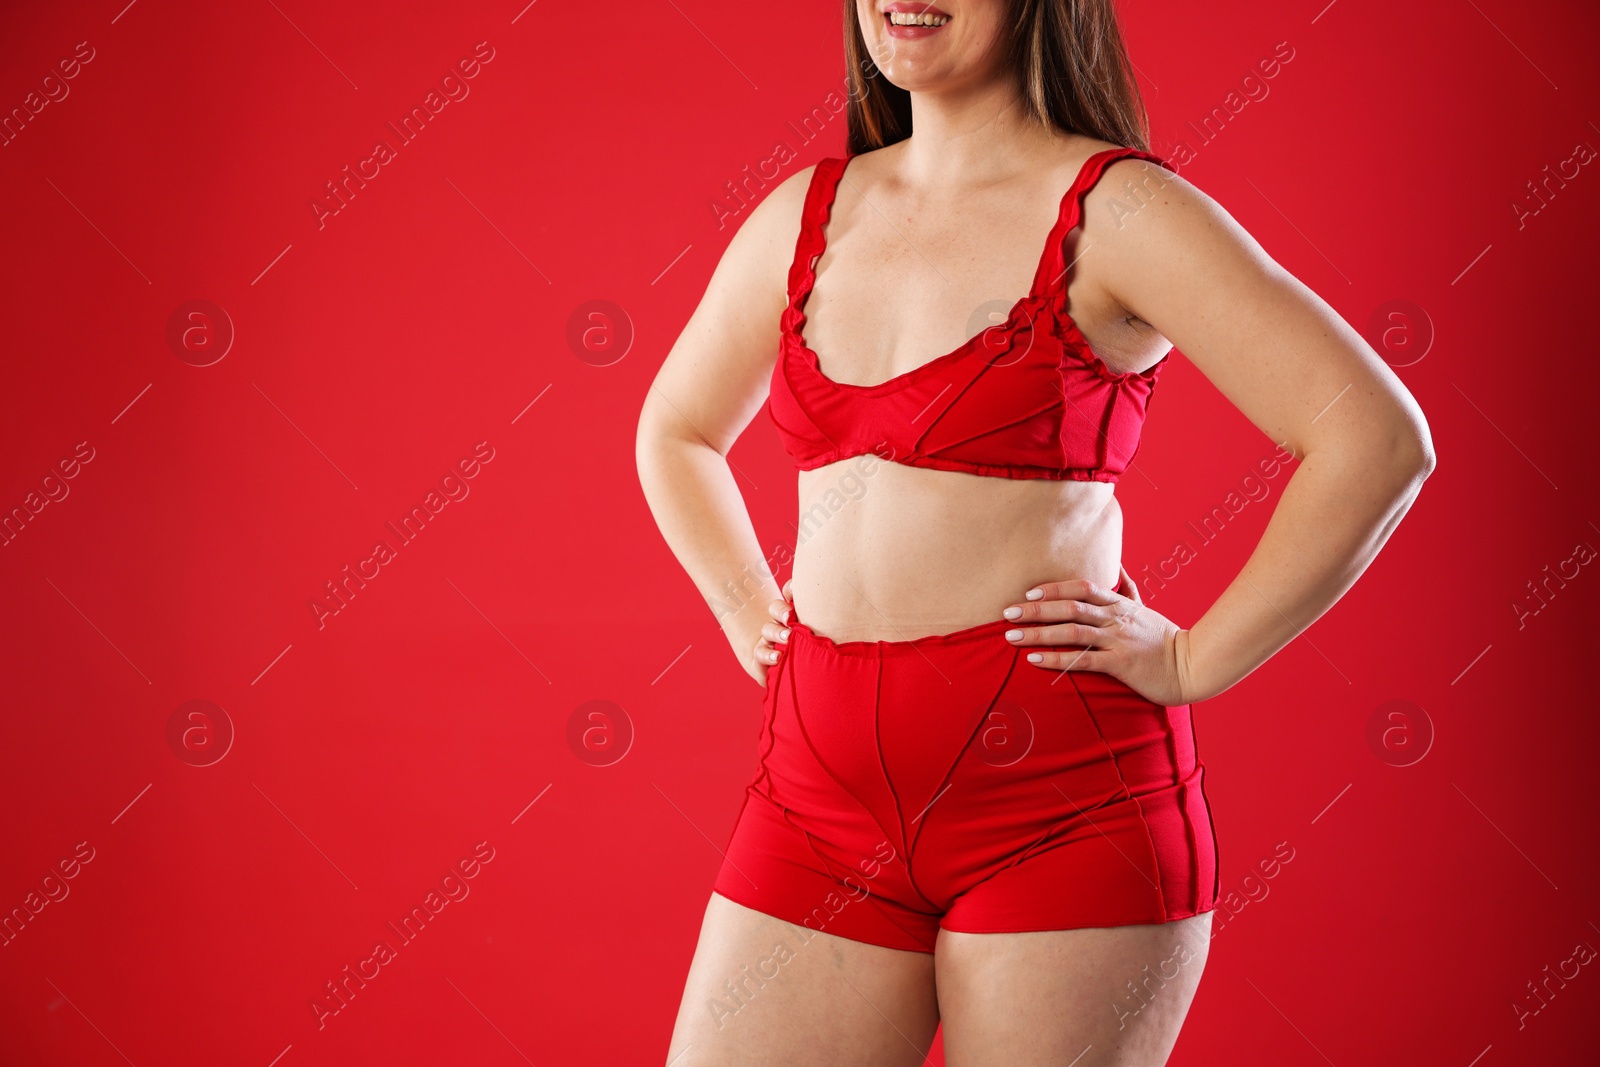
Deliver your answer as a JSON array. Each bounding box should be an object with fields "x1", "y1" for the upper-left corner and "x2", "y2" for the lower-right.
[
  {"x1": 753, "y1": 646, "x2": 790, "y2": 797},
  {"x1": 871, "y1": 645, "x2": 943, "y2": 913},
  {"x1": 790, "y1": 817, "x2": 941, "y2": 951},
  {"x1": 905, "y1": 648, "x2": 1019, "y2": 906},
  {"x1": 1192, "y1": 707, "x2": 1221, "y2": 901},
  {"x1": 871, "y1": 645, "x2": 916, "y2": 891},
  {"x1": 1164, "y1": 707, "x2": 1200, "y2": 914},
  {"x1": 785, "y1": 650, "x2": 908, "y2": 876},
  {"x1": 952, "y1": 711, "x2": 1157, "y2": 902},
  {"x1": 1201, "y1": 763, "x2": 1220, "y2": 902},
  {"x1": 761, "y1": 649, "x2": 805, "y2": 810},
  {"x1": 718, "y1": 789, "x2": 761, "y2": 893},
  {"x1": 1069, "y1": 672, "x2": 1170, "y2": 922},
  {"x1": 720, "y1": 791, "x2": 938, "y2": 951}
]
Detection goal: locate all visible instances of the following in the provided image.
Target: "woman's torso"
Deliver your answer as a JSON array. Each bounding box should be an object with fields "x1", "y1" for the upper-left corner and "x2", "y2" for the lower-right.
[{"x1": 780, "y1": 136, "x2": 1173, "y2": 643}]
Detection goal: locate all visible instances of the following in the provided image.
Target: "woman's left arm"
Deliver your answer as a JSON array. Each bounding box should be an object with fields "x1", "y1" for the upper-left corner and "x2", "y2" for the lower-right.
[{"x1": 1006, "y1": 159, "x2": 1437, "y2": 704}]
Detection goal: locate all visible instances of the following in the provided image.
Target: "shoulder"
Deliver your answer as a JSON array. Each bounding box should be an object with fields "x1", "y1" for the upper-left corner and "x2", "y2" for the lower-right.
[
  {"x1": 714, "y1": 148, "x2": 894, "y2": 276},
  {"x1": 1065, "y1": 134, "x2": 1127, "y2": 161},
  {"x1": 767, "y1": 161, "x2": 825, "y2": 213},
  {"x1": 706, "y1": 162, "x2": 825, "y2": 290},
  {"x1": 735, "y1": 161, "x2": 828, "y2": 240},
  {"x1": 1078, "y1": 149, "x2": 1247, "y2": 264},
  {"x1": 1049, "y1": 134, "x2": 1131, "y2": 184},
  {"x1": 1077, "y1": 153, "x2": 1288, "y2": 322}
]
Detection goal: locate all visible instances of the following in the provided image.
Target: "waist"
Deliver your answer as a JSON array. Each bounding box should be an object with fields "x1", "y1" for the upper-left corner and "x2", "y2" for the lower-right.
[
  {"x1": 788, "y1": 473, "x2": 1122, "y2": 643},
  {"x1": 776, "y1": 601, "x2": 1174, "y2": 715}
]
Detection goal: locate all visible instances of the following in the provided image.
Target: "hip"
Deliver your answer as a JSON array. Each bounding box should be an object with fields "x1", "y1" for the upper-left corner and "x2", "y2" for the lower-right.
[{"x1": 751, "y1": 601, "x2": 1203, "y2": 828}]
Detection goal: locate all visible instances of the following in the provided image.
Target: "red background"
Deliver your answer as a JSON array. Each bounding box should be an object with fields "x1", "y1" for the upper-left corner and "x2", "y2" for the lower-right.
[{"x1": 2, "y1": 1, "x2": 1597, "y2": 1063}]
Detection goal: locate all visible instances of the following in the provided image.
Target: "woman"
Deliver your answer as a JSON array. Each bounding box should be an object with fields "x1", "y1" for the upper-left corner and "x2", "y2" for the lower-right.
[{"x1": 636, "y1": 1, "x2": 1434, "y2": 1063}]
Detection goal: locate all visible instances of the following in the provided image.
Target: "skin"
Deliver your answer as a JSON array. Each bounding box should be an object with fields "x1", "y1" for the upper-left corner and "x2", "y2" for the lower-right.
[{"x1": 638, "y1": 1, "x2": 1435, "y2": 1062}]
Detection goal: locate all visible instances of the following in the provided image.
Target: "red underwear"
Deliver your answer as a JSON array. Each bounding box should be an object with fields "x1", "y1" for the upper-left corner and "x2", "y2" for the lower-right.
[{"x1": 713, "y1": 605, "x2": 1219, "y2": 953}]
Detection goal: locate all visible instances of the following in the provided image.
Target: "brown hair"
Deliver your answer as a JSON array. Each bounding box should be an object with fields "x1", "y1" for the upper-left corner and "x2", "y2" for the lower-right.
[{"x1": 843, "y1": 0, "x2": 1151, "y2": 154}]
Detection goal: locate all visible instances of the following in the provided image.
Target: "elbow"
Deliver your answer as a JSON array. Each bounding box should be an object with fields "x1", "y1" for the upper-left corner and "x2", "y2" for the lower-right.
[
  {"x1": 1414, "y1": 436, "x2": 1438, "y2": 480},
  {"x1": 635, "y1": 394, "x2": 717, "y2": 481},
  {"x1": 1324, "y1": 412, "x2": 1435, "y2": 494},
  {"x1": 1405, "y1": 412, "x2": 1438, "y2": 480},
  {"x1": 1381, "y1": 417, "x2": 1437, "y2": 490}
]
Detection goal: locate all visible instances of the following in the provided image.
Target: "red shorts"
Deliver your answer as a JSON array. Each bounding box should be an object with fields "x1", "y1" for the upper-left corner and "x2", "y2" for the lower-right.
[{"x1": 713, "y1": 606, "x2": 1219, "y2": 953}]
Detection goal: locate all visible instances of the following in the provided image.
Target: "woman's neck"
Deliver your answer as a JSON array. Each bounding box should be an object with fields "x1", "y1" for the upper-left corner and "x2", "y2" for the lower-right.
[{"x1": 896, "y1": 78, "x2": 1069, "y2": 187}]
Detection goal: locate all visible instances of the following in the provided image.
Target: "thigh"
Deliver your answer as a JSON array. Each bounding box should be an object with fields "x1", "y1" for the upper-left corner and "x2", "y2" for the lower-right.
[
  {"x1": 934, "y1": 913, "x2": 1213, "y2": 1067},
  {"x1": 665, "y1": 891, "x2": 941, "y2": 1067}
]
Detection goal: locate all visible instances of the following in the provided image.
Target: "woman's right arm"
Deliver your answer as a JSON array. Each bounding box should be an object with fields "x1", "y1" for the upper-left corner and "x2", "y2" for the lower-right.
[{"x1": 634, "y1": 166, "x2": 814, "y2": 685}]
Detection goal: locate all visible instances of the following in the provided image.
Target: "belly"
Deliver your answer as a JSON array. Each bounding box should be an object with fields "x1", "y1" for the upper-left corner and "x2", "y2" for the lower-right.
[{"x1": 789, "y1": 459, "x2": 1124, "y2": 643}]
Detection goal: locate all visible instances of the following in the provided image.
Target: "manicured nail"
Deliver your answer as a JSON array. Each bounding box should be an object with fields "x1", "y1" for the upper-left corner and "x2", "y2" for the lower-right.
[
  {"x1": 1003, "y1": 606, "x2": 1022, "y2": 619},
  {"x1": 1005, "y1": 629, "x2": 1024, "y2": 641},
  {"x1": 779, "y1": 628, "x2": 791, "y2": 641},
  {"x1": 782, "y1": 608, "x2": 792, "y2": 623},
  {"x1": 1027, "y1": 653, "x2": 1044, "y2": 663},
  {"x1": 1025, "y1": 588, "x2": 1043, "y2": 600}
]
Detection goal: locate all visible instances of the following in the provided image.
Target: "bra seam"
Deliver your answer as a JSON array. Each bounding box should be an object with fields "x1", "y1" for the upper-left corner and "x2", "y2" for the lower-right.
[
  {"x1": 770, "y1": 147, "x2": 1175, "y2": 483},
  {"x1": 782, "y1": 147, "x2": 1174, "y2": 392},
  {"x1": 918, "y1": 394, "x2": 1065, "y2": 459},
  {"x1": 798, "y1": 448, "x2": 1119, "y2": 482}
]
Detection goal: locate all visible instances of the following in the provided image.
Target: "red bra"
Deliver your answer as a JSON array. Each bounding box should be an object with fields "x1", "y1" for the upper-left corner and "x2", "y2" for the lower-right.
[{"x1": 768, "y1": 146, "x2": 1176, "y2": 483}]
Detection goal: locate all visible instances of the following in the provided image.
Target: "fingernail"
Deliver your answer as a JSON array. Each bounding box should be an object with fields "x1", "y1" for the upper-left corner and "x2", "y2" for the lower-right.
[
  {"x1": 780, "y1": 628, "x2": 791, "y2": 641},
  {"x1": 782, "y1": 608, "x2": 792, "y2": 623},
  {"x1": 1003, "y1": 606, "x2": 1022, "y2": 620},
  {"x1": 1025, "y1": 588, "x2": 1043, "y2": 601},
  {"x1": 1005, "y1": 629, "x2": 1024, "y2": 641},
  {"x1": 1027, "y1": 653, "x2": 1044, "y2": 664}
]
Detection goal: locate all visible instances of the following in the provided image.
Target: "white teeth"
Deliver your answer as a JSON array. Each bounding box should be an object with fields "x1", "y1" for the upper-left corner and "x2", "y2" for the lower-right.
[{"x1": 887, "y1": 11, "x2": 951, "y2": 26}]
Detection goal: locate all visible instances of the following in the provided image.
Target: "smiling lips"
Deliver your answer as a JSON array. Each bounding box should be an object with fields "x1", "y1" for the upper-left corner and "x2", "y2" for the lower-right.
[{"x1": 882, "y1": 3, "x2": 952, "y2": 38}]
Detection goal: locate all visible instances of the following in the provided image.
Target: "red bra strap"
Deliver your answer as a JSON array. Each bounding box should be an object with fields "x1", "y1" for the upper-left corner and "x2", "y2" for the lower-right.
[
  {"x1": 1030, "y1": 147, "x2": 1175, "y2": 296},
  {"x1": 785, "y1": 155, "x2": 854, "y2": 311}
]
